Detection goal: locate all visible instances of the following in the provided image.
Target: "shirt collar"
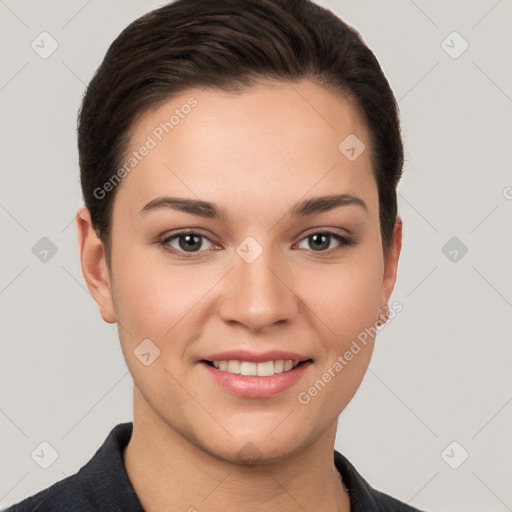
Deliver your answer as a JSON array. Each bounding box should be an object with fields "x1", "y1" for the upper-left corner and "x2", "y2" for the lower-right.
[{"x1": 76, "y1": 422, "x2": 144, "y2": 511}]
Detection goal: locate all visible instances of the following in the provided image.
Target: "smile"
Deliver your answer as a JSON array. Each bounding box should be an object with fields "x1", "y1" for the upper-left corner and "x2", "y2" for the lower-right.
[
  {"x1": 201, "y1": 358, "x2": 312, "y2": 398},
  {"x1": 205, "y1": 359, "x2": 300, "y2": 376}
]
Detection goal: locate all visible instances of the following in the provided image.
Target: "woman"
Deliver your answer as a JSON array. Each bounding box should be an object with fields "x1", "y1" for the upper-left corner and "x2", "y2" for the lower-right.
[{"x1": 6, "y1": 0, "x2": 424, "y2": 510}]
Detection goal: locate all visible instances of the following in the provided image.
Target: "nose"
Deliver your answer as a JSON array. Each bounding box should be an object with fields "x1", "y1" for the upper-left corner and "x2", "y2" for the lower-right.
[{"x1": 218, "y1": 246, "x2": 299, "y2": 333}]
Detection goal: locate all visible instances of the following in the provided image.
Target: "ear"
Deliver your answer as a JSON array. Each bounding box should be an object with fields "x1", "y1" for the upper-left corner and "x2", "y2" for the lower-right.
[
  {"x1": 380, "y1": 218, "x2": 403, "y2": 317},
  {"x1": 76, "y1": 206, "x2": 117, "y2": 324}
]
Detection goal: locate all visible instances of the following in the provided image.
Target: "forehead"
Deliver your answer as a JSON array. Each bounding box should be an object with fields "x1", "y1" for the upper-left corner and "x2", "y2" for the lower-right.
[{"x1": 113, "y1": 79, "x2": 377, "y2": 222}]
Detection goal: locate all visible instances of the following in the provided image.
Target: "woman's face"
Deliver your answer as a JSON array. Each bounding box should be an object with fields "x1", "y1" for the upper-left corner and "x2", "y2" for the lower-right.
[{"x1": 92, "y1": 79, "x2": 400, "y2": 463}]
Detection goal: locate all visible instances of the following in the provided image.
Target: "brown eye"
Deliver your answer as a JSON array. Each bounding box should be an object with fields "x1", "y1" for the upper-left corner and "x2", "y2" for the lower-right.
[
  {"x1": 296, "y1": 231, "x2": 353, "y2": 253},
  {"x1": 160, "y1": 231, "x2": 215, "y2": 256}
]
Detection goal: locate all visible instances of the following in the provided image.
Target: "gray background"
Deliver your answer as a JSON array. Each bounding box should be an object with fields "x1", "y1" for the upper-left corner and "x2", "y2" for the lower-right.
[{"x1": 1, "y1": 1, "x2": 511, "y2": 510}]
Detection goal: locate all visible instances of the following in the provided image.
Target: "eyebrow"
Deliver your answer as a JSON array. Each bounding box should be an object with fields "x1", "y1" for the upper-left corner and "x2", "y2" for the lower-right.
[{"x1": 140, "y1": 193, "x2": 367, "y2": 220}]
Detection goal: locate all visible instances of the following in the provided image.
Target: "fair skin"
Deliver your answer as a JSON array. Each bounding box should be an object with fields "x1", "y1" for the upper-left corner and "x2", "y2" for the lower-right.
[{"x1": 77, "y1": 79, "x2": 402, "y2": 512}]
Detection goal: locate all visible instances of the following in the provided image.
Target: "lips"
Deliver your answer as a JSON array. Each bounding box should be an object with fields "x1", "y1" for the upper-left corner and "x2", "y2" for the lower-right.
[{"x1": 200, "y1": 349, "x2": 313, "y2": 398}]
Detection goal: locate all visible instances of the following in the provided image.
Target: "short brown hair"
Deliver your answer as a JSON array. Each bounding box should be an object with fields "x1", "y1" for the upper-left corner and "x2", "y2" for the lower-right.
[{"x1": 78, "y1": 0, "x2": 403, "y2": 262}]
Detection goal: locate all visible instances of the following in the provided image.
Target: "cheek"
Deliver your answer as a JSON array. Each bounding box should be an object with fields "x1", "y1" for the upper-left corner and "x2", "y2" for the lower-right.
[
  {"x1": 295, "y1": 259, "x2": 383, "y2": 414},
  {"x1": 110, "y1": 245, "x2": 225, "y2": 345},
  {"x1": 110, "y1": 255, "x2": 204, "y2": 396},
  {"x1": 302, "y1": 256, "x2": 383, "y2": 341}
]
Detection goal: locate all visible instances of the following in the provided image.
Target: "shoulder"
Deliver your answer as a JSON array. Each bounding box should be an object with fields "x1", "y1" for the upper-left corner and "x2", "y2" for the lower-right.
[
  {"x1": 2, "y1": 474, "x2": 94, "y2": 512},
  {"x1": 334, "y1": 450, "x2": 426, "y2": 512},
  {"x1": 3, "y1": 422, "x2": 140, "y2": 512}
]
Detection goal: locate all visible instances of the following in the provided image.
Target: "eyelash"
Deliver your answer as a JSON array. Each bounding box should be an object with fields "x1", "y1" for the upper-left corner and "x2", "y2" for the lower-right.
[{"x1": 158, "y1": 230, "x2": 355, "y2": 259}]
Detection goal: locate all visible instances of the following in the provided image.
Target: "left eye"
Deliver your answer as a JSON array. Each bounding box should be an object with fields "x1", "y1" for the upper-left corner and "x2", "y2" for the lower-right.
[{"x1": 296, "y1": 232, "x2": 350, "y2": 252}]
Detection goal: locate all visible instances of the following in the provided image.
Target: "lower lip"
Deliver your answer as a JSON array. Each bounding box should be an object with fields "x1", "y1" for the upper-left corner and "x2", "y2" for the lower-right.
[{"x1": 200, "y1": 361, "x2": 312, "y2": 398}]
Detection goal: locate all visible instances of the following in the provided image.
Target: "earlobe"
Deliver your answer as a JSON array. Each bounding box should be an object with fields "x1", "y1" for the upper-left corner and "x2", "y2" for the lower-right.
[
  {"x1": 380, "y1": 218, "x2": 403, "y2": 311},
  {"x1": 76, "y1": 206, "x2": 117, "y2": 324}
]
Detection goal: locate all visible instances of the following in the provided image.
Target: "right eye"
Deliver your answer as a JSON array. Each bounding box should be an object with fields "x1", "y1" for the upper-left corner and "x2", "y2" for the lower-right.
[{"x1": 159, "y1": 231, "x2": 217, "y2": 258}]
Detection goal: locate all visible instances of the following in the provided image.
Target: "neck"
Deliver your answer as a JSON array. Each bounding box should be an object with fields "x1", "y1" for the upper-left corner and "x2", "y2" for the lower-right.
[{"x1": 123, "y1": 386, "x2": 350, "y2": 512}]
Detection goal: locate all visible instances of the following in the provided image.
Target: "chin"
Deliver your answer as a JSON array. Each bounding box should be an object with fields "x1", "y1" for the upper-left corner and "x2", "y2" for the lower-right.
[
  {"x1": 195, "y1": 426, "x2": 312, "y2": 467},
  {"x1": 213, "y1": 442, "x2": 298, "y2": 466}
]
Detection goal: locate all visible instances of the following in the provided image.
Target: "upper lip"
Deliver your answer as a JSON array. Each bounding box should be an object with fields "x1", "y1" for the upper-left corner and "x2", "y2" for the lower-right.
[{"x1": 202, "y1": 349, "x2": 312, "y2": 364}]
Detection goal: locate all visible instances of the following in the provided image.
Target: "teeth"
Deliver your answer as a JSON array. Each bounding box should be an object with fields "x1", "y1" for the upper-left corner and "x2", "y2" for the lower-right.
[
  {"x1": 209, "y1": 359, "x2": 301, "y2": 376},
  {"x1": 227, "y1": 360, "x2": 241, "y2": 374},
  {"x1": 257, "y1": 361, "x2": 274, "y2": 377},
  {"x1": 240, "y1": 361, "x2": 257, "y2": 376}
]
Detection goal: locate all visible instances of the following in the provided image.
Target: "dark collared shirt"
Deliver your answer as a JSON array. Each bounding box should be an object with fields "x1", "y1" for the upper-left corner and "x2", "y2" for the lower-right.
[{"x1": 4, "y1": 422, "x2": 424, "y2": 511}]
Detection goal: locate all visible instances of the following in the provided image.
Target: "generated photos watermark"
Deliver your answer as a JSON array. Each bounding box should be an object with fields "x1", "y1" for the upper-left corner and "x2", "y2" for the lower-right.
[
  {"x1": 297, "y1": 301, "x2": 403, "y2": 405},
  {"x1": 93, "y1": 97, "x2": 198, "y2": 200}
]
